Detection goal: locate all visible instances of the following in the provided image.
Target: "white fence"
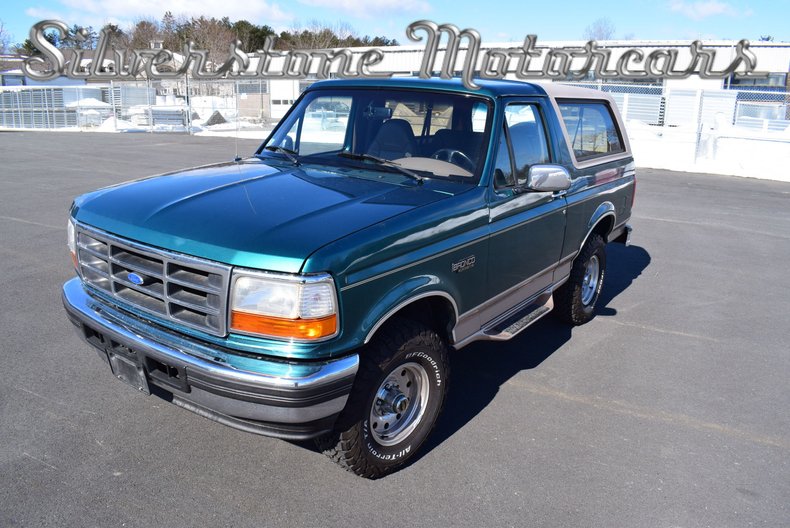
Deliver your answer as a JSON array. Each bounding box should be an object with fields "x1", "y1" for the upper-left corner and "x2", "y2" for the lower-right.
[{"x1": 559, "y1": 82, "x2": 790, "y2": 181}]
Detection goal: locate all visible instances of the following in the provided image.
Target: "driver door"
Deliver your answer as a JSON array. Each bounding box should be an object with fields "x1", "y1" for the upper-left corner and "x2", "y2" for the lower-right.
[{"x1": 483, "y1": 101, "x2": 567, "y2": 322}]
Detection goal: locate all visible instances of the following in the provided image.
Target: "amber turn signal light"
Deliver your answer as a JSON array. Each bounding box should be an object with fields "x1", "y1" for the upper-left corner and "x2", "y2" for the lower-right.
[{"x1": 231, "y1": 311, "x2": 337, "y2": 340}]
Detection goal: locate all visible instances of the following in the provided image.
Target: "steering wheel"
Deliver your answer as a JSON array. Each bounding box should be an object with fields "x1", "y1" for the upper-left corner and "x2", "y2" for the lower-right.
[{"x1": 430, "y1": 149, "x2": 475, "y2": 173}]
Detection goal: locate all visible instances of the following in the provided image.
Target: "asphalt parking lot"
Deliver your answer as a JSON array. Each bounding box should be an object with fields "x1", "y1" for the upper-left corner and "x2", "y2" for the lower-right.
[{"x1": 1, "y1": 131, "x2": 788, "y2": 527}]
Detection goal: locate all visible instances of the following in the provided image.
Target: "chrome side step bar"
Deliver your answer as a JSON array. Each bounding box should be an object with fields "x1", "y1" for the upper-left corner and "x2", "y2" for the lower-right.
[{"x1": 482, "y1": 290, "x2": 554, "y2": 341}]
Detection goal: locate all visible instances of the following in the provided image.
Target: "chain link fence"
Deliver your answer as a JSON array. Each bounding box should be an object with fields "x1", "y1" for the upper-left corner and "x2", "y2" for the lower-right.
[{"x1": 0, "y1": 79, "x2": 276, "y2": 138}]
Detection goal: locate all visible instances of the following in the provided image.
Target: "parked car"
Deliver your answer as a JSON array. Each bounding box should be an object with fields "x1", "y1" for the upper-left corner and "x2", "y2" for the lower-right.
[{"x1": 63, "y1": 78, "x2": 635, "y2": 478}]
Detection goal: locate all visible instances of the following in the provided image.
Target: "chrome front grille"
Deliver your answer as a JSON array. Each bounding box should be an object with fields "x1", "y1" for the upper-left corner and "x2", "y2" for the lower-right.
[{"x1": 75, "y1": 224, "x2": 231, "y2": 337}]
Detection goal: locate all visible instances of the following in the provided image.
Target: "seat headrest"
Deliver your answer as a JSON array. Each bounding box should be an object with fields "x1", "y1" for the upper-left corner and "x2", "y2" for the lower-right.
[{"x1": 367, "y1": 119, "x2": 417, "y2": 160}]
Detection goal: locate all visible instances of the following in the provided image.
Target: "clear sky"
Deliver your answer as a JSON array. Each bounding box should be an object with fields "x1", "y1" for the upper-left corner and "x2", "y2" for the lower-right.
[{"x1": 2, "y1": 0, "x2": 788, "y2": 47}]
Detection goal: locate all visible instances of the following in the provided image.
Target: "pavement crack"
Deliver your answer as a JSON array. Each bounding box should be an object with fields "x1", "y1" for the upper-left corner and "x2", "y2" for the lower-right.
[
  {"x1": 0, "y1": 215, "x2": 61, "y2": 230},
  {"x1": 22, "y1": 452, "x2": 58, "y2": 470},
  {"x1": 596, "y1": 318, "x2": 721, "y2": 343},
  {"x1": 15, "y1": 386, "x2": 97, "y2": 415},
  {"x1": 633, "y1": 215, "x2": 790, "y2": 241},
  {"x1": 510, "y1": 381, "x2": 790, "y2": 450}
]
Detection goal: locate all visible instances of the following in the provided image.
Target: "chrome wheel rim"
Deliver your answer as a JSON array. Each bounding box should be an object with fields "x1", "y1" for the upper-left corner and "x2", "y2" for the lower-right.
[
  {"x1": 581, "y1": 255, "x2": 600, "y2": 306},
  {"x1": 369, "y1": 362, "x2": 430, "y2": 446}
]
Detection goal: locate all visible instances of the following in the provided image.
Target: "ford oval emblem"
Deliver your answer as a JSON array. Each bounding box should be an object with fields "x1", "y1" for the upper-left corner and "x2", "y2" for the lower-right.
[{"x1": 127, "y1": 272, "x2": 146, "y2": 285}]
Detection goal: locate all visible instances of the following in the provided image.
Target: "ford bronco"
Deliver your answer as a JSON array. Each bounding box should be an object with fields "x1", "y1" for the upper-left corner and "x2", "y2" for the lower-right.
[{"x1": 62, "y1": 78, "x2": 635, "y2": 478}]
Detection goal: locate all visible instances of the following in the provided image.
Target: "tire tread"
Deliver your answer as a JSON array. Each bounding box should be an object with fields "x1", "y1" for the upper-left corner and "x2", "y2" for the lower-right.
[
  {"x1": 316, "y1": 317, "x2": 448, "y2": 479},
  {"x1": 554, "y1": 233, "x2": 606, "y2": 325}
]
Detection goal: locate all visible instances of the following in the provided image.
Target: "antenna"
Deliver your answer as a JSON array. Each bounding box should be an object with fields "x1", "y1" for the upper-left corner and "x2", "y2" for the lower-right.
[
  {"x1": 235, "y1": 82, "x2": 241, "y2": 162},
  {"x1": 235, "y1": 122, "x2": 240, "y2": 161}
]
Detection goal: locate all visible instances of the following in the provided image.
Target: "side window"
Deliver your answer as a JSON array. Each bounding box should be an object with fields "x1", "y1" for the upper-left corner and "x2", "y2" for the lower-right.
[
  {"x1": 558, "y1": 101, "x2": 624, "y2": 161},
  {"x1": 504, "y1": 104, "x2": 550, "y2": 184},
  {"x1": 493, "y1": 126, "x2": 515, "y2": 189}
]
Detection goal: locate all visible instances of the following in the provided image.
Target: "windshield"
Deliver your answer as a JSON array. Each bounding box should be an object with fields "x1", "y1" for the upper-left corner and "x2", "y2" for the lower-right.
[{"x1": 257, "y1": 88, "x2": 493, "y2": 183}]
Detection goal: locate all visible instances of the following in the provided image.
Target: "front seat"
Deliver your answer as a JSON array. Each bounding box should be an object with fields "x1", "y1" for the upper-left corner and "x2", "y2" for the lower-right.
[{"x1": 367, "y1": 119, "x2": 417, "y2": 160}]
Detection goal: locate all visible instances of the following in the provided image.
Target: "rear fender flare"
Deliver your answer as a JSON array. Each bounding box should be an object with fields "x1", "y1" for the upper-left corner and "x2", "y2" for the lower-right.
[{"x1": 578, "y1": 201, "x2": 616, "y2": 253}]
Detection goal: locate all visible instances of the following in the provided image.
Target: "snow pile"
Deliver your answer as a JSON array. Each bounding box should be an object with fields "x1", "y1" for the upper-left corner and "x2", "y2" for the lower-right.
[
  {"x1": 97, "y1": 116, "x2": 137, "y2": 132},
  {"x1": 625, "y1": 118, "x2": 790, "y2": 182}
]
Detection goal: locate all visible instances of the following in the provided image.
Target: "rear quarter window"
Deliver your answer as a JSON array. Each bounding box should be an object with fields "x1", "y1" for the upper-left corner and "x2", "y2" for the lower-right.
[{"x1": 558, "y1": 101, "x2": 624, "y2": 162}]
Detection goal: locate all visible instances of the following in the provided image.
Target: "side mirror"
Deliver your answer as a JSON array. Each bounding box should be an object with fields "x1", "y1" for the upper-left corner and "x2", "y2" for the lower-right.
[{"x1": 526, "y1": 164, "x2": 571, "y2": 192}]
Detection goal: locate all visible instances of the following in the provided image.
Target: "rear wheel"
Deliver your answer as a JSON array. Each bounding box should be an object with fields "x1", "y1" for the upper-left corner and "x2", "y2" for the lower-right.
[
  {"x1": 554, "y1": 233, "x2": 606, "y2": 325},
  {"x1": 317, "y1": 318, "x2": 449, "y2": 479}
]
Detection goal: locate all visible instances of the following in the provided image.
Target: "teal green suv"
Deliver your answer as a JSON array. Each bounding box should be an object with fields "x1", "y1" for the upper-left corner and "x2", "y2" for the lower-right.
[{"x1": 62, "y1": 78, "x2": 635, "y2": 478}]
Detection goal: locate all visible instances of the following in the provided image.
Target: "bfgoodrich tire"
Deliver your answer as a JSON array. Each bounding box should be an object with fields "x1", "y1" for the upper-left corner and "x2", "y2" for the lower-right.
[
  {"x1": 316, "y1": 318, "x2": 449, "y2": 479},
  {"x1": 554, "y1": 233, "x2": 607, "y2": 325}
]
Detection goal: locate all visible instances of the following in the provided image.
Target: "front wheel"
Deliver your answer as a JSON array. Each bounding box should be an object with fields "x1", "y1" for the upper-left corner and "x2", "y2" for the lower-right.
[
  {"x1": 316, "y1": 318, "x2": 449, "y2": 478},
  {"x1": 554, "y1": 233, "x2": 607, "y2": 325}
]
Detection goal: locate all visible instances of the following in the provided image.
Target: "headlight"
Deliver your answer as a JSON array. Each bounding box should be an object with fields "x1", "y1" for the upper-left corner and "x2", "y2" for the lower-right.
[
  {"x1": 67, "y1": 219, "x2": 77, "y2": 269},
  {"x1": 230, "y1": 271, "x2": 338, "y2": 341}
]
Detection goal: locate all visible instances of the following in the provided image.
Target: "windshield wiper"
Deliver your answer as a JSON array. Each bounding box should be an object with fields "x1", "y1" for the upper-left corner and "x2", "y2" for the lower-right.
[
  {"x1": 337, "y1": 152, "x2": 424, "y2": 184},
  {"x1": 263, "y1": 145, "x2": 300, "y2": 166}
]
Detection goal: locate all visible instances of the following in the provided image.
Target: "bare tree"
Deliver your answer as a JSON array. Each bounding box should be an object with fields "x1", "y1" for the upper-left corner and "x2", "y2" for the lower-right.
[
  {"x1": 0, "y1": 20, "x2": 10, "y2": 54},
  {"x1": 129, "y1": 18, "x2": 160, "y2": 50},
  {"x1": 583, "y1": 18, "x2": 616, "y2": 41},
  {"x1": 285, "y1": 21, "x2": 335, "y2": 49},
  {"x1": 333, "y1": 22, "x2": 357, "y2": 45},
  {"x1": 100, "y1": 23, "x2": 130, "y2": 49},
  {"x1": 161, "y1": 12, "x2": 194, "y2": 51},
  {"x1": 277, "y1": 21, "x2": 397, "y2": 50},
  {"x1": 283, "y1": 21, "x2": 360, "y2": 50},
  {"x1": 188, "y1": 17, "x2": 235, "y2": 68}
]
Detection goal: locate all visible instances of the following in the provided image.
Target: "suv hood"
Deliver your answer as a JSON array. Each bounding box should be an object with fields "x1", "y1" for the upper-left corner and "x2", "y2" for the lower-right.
[{"x1": 72, "y1": 159, "x2": 455, "y2": 273}]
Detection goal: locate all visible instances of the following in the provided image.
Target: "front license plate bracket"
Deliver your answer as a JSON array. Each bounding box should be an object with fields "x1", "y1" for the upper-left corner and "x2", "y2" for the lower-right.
[{"x1": 108, "y1": 352, "x2": 150, "y2": 394}]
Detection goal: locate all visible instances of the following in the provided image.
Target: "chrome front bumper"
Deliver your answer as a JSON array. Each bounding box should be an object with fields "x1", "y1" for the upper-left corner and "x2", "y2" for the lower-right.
[{"x1": 62, "y1": 278, "x2": 358, "y2": 440}]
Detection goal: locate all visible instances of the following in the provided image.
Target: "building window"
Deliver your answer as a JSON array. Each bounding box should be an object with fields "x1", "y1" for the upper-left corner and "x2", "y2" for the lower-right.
[{"x1": 728, "y1": 73, "x2": 788, "y2": 90}]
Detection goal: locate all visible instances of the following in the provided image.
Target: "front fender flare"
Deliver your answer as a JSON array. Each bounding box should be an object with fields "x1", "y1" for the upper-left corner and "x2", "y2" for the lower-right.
[{"x1": 361, "y1": 277, "x2": 459, "y2": 345}]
